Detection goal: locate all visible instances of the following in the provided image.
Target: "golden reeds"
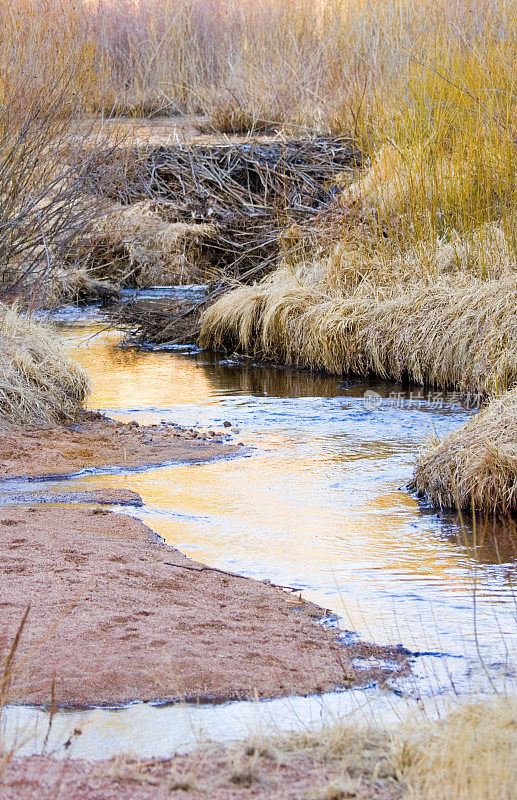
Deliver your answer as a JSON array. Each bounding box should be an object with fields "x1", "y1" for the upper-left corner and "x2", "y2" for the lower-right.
[
  {"x1": 393, "y1": 697, "x2": 517, "y2": 800},
  {"x1": 200, "y1": 223, "x2": 517, "y2": 398},
  {"x1": 0, "y1": 305, "x2": 89, "y2": 426},
  {"x1": 3, "y1": 1, "x2": 515, "y2": 138},
  {"x1": 410, "y1": 388, "x2": 517, "y2": 512},
  {"x1": 269, "y1": 696, "x2": 517, "y2": 800}
]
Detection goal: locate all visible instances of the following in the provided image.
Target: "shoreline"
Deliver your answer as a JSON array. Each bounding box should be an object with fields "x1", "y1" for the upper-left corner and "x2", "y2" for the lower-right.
[
  {"x1": 0, "y1": 504, "x2": 409, "y2": 709},
  {"x1": 0, "y1": 411, "x2": 240, "y2": 480}
]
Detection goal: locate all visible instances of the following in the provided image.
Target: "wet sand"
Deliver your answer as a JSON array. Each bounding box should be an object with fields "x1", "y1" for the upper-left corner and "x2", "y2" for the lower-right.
[
  {"x1": 0, "y1": 412, "x2": 238, "y2": 479},
  {"x1": 0, "y1": 506, "x2": 409, "y2": 707},
  {"x1": 0, "y1": 488, "x2": 143, "y2": 506}
]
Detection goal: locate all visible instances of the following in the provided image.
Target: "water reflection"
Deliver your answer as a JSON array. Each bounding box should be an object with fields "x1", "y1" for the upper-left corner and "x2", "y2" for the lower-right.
[{"x1": 56, "y1": 326, "x2": 516, "y2": 672}]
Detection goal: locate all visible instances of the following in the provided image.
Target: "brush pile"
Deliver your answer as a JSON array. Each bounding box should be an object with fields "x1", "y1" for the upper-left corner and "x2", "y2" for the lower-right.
[
  {"x1": 98, "y1": 138, "x2": 360, "y2": 278},
  {"x1": 115, "y1": 290, "x2": 210, "y2": 346},
  {"x1": 99, "y1": 137, "x2": 360, "y2": 342},
  {"x1": 141, "y1": 138, "x2": 360, "y2": 274},
  {"x1": 0, "y1": 305, "x2": 89, "y2": 426}
]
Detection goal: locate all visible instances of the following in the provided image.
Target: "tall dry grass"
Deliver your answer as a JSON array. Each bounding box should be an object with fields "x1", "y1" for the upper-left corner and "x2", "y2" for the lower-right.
[
  {"x1": 3, "y1": 2, "x2": 515, "y2": 272},
  {"x1": 4, "y1": 1, "x2": 515, "y2": 136},
  {"x1": 200, "y1": 224, "x2": 517, "y2": 397},
  {"x1": 270, "y1": 696, "x2": 517, "y2": 800},
  {"x1": 410, "y1": 387, "x2": 517, "y2": 512},
  {"x1": 73, "y1": 1, "x2": 516, "y2": 138},
  {"x1": 0, "y1": 305, "x2": 89, "y2": 426},
  {"x1": 393, "y1": 697, "x2": 517, "y2": 800}
]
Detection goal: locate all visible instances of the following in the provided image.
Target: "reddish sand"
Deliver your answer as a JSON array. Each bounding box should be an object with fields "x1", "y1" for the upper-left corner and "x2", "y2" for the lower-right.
[
  {"x1": 0, "y1": 412, "x2": 237, "y2": 479},
  {"x1": 0, "y1": 506, "x2": 408, "y2": 707},
  {"x1": 0, "y1": 741, "x2": 403, "y2": 800},
  {"x1": 0, "y1": 488, "x2": 143, "y2": 506},
  {"x1": 2, "y1": 742, "x2": 403, "y2": 800}
]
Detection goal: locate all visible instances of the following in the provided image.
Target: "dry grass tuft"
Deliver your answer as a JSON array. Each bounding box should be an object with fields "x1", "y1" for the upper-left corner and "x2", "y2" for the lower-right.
[
  {"x1": 85, "y1": 202, "x2": 218, "y2": 287},
  {"x1": 0, "y1": 305, "x2": 89, "y2": 426},
  {"x1": 393, "y1": 697, "x2": 517, "y2": 800},
  {"x1": 46, "y1": 268, "x2": 120, "y2": 307},
  {"x1": 264, "y1": 696, "x2": 517, "y2": 800},
  {"x1": 410, "y1": 388, "x2": 517, "y2": 513}
]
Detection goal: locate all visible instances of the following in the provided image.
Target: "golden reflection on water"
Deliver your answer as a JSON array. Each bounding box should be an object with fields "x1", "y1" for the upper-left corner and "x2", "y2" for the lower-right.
[
  {"x1": 69, "y1": 328, "x2": 215, "y2": 411},
  {"x1": 59, "y1": 326, "x2": 515, "y2": 647}
]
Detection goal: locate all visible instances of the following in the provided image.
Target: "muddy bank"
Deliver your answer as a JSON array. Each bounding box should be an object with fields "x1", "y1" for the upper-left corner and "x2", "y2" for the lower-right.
[
  {"x1": 0, "y1": 412, "x2": 238, "y2": 480},
  {"x1": 0, "y1": 506, "x2": 408, "y2": 707},
  {"x1": 1, "y1": 741, "x2": 402, "y2": 800}
]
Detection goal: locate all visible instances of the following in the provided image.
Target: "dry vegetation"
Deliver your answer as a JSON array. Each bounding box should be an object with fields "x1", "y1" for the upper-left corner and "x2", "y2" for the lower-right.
[
  {"x1": 410, "y1": 387, "x2": 517, "y2": 512},
  {"x1": 200, "y1": 235, "x2": 517, "y2": 396},
  {"x1": 84, "y1": 201, "x2": 219, "y2": 287},
  {"x1": 0, "y1": 305, "x2": 89, "y2": 426},
  {"x1": 392, "y1": 697, "x2": 517, "y2": 800},
  {"x1": 0, "y1": 1, "x2": 515, "y2": 791}
]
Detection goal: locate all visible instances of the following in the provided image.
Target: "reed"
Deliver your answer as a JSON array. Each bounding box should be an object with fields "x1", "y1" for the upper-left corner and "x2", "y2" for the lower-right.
[{"x1": 200, "y1": 222, "x2": 517, "y2": 397}]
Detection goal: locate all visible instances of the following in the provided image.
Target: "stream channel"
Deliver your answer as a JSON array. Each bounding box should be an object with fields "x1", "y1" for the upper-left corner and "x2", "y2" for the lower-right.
[{"x1": 2, "y1": 290, "x2": 516, "y2": 760}]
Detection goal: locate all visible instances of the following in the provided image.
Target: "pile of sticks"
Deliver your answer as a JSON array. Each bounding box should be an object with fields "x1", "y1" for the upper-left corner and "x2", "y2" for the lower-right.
[
  {"x1": 145, "y1": 136, "x2": 361, "y2": 278},
  {"x1": 111, "y1": 136, "x2": 362, "y2": 345}
]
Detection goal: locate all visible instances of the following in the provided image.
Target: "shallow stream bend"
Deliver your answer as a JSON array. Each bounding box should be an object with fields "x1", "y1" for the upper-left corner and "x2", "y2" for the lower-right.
[{"x1": 2, "y1": 305, "x2": 516, "y2": 759}]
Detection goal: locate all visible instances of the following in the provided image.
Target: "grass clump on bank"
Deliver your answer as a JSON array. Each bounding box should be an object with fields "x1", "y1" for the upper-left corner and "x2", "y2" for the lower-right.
[
  {"x1": 200, "y1": 223, "x2": 517, "y2": 397},
  {"x1": 393, "y1": 697, "x2": 517, "y2": 800},
  {"x1": 410, "y1": 388, "x2": 517, "y2": 513},
  {"x1": 83, "y1": 201, "x2": 219, "y2": 288},
  {"x1": 261, "y1": 696, "x2": 517, "y2": 800},
  {"x1": 0, "y1": 306, "x2": 89, "y2": 426}
]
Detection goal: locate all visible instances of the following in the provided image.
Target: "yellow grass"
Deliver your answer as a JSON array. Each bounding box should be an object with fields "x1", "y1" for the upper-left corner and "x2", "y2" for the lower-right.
[
  {"x1": 200, "y1": 221, "x2": 517, "y2": 397},
  {"x1": 2, "y1": 1, "x2": 515, "y2": 138},
  {"x1": 0, "y1": 305, "x2": 89, "y2": 426},
  {"x1": 392, "y1": 697, "x2": 517, "y2": 800},
  {"x1": 266, "y1": 696, "x2": 517, "y2": 800},
  {"x1": 410, "y1": 388, "x2": 517, "y2": 512},
  {"x1": 86, "y1": 202, "x2": 218, "y2": 287}
]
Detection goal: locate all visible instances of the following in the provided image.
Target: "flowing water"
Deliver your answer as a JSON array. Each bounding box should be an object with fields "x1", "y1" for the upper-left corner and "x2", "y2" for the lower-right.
[{"x1": 2, "y1": 297, "x2": 516, "y2": 759}]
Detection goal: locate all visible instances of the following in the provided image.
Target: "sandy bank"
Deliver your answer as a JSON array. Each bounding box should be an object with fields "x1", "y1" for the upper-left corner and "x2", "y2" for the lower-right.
[
  {"x1": 0, "y1": 506, "x2": 408, "y2": 707},
  {"x1": 1, "y1": 743, "x2": 402, "y2": 800},
  {"x1": 4, "y1": 696, "x2": 514, "y2": 800},
  {"x1": 0, "y1": 412, "x2": 238, "y2": 480}
]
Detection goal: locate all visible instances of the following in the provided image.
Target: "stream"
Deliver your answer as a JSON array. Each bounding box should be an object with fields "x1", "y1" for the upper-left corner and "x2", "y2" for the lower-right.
[{"x1": 2, "y1": 295, "x2": 516, "y2": 760}]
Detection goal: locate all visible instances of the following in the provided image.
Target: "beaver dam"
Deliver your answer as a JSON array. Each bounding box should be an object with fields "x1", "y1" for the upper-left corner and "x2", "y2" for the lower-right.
[{"x1": 78, "y1": 136, "x2": 361, "y2": 342}]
